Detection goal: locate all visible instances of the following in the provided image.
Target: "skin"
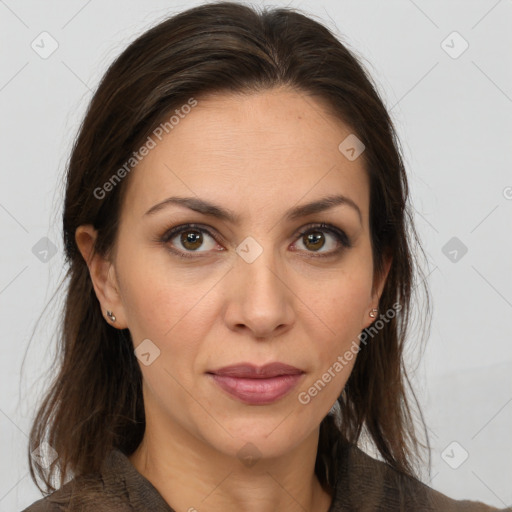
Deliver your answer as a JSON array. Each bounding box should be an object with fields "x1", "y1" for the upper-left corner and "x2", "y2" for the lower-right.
[{"x1": 76, "y1": 87, "x2": 391, "y2": 512}]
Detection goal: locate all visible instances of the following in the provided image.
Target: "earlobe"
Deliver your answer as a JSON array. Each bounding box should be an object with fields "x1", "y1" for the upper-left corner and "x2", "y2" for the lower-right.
[{"x1": 75, "y1": 225, "x2": 127, "y2": 328}]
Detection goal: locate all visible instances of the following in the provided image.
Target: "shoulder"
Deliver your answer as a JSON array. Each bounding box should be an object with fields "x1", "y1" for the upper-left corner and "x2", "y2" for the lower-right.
[
  {"x1": 21, "y1": 449, "x2": 167, "y2": 512},
  {"x1": 21, "y1": 473, "x2": 133, "y2": 512},
  {"x1": 21, "y1": 449, "x2": 174, "y2": 511},
  {"x1": 332, "y1": 441, "x2": 510, "y2": 511}
]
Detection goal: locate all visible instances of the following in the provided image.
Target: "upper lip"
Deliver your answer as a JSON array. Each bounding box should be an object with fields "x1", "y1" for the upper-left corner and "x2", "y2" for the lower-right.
[{"x1": 207, "y1": 362, "x2": 304, "y2": 379}]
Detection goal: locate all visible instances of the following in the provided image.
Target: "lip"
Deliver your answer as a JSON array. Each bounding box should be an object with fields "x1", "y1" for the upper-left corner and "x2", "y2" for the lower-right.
[
  {"x1": 208, "y1": 362, "x2": 304, "y2": 378},
  {"x1": 206, "y1": 363, "x2": 305, "y2": 405}
]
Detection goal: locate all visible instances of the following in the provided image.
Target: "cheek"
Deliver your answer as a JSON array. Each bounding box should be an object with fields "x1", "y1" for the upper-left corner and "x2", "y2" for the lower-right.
[
  {"x1": 116, "y1": 251, "x2": 223, "y2": 370},
  {"x1": 315, "y1": 265, "x2": 373, "y2": 328},
  {"x1": 123, "y1": 278, "x2": 212, "y2": 341},
  {"x1": 305, "y1": 266, "x2": 373, "y2": 374},
  {"x1": 296, "y1": 281, "x2": 370, "y2": 411}
]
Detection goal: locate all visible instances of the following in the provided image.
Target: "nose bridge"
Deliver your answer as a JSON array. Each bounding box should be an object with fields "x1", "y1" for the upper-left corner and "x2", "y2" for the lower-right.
[
  {"x1": 236, "y1": 235, "x2": 286, "y2": 302},
  {"x1": 224, "y1": 235, "x2": 294, "y2": 336}
]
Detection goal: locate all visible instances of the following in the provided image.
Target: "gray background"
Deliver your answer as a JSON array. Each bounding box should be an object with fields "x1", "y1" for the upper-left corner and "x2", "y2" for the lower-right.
[{"x1": 1, "y1": 0, "x2": 511, "y2": 509}]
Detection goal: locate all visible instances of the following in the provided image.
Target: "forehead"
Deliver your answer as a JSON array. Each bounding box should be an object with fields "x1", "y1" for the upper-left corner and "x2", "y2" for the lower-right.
[{"x1": 121, "y1": 87, "x2": 369, "y2": 224}]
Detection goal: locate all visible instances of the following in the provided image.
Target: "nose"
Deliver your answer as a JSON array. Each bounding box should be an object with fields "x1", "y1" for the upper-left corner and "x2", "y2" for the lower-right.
[{"x1": 222, "y1": 244, "x2": 295, "y2": 339}]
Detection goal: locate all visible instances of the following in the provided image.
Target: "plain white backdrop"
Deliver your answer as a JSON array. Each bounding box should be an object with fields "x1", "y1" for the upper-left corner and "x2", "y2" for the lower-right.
[{"x1": 1, "y1": 0, "x2": 511, "y2": 510}]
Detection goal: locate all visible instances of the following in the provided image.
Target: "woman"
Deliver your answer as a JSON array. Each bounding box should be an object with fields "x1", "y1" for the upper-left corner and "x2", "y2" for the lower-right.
[{"x1": 23, "y1": 2, "x2": 509, "y2": 511}]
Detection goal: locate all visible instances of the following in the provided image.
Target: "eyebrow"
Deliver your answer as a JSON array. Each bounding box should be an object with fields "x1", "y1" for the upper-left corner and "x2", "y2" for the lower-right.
[{"x1": 144, "y1": 194, "x2": 362, "y2": 224}]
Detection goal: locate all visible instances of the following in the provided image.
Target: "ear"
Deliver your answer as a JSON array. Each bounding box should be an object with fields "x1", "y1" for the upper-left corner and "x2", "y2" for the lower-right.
[
  {"x1": 362, "y1": 251, "x2": 393, "y2": 331},
  {"x1": 75, "y1": 224, "x2": 128, "y2": 329}
]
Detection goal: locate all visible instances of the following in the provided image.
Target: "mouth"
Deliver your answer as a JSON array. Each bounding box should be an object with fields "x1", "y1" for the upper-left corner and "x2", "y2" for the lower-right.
[
  {"x1": 207, "y1": 362, "x2": 304, "y2": 378},
  {"x1": 206, "y1": 362, "x2": 305, "y2": 405}
]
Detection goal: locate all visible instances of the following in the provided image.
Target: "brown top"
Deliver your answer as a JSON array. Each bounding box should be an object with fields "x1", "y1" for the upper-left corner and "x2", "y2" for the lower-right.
[{"x1": 22, "y1": 441, "x2": 509, "y2": 511}]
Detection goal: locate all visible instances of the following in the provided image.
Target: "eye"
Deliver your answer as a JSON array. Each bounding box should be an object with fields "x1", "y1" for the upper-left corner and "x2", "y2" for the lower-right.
[
  {"x1": 157, "y1": 222, "x2": 351, "y2": 259},
  {"x1": 161, "y1": 223, "x2": 221, "y2": 258},
  {"x1": 292, "y1": 223, "x2": 351, "y2": 257}
]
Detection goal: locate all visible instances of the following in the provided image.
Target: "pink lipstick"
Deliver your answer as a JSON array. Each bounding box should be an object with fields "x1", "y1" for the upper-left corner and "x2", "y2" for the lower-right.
[{"x1": 207, "y1": 362, "x2": 304, "y2": 405}]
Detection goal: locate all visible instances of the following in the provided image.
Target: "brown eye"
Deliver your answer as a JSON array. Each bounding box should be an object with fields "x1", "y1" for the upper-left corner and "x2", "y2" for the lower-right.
[
  {"x1": 162, "y1": 224, "x2": 219, "y2": 256},
  {"x1": 294, "y1": 224, "x2": 350, "y2": 256},
  {"x1": 158, "y1": 222, "x2": 351, "y2": 260},
  {"x1": 180, "y1": 229, "x2": 204, "y2": 250},
  {"x1": 302, "y1": 231, "x2": 326, "y2": 251}
]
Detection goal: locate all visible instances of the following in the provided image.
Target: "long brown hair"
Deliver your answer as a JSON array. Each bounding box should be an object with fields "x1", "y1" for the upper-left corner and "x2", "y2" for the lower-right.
[{"x1": 27, "y1": 1, "x2": 431, "y2": 496}]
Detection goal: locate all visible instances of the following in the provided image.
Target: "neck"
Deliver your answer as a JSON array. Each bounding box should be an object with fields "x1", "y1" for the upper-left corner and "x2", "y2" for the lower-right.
[{"x1": 128, "y1": 414, "x2": 334, "y2": 512}]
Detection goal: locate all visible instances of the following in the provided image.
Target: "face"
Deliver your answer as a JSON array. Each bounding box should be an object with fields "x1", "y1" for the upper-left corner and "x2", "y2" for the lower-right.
[{"x1": 78, "y1": 87, "x2": 390, "y2": 463}]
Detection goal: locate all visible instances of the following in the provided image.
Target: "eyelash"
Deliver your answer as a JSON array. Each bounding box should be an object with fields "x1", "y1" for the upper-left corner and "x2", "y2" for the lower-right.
[{"x1": 156, "y1": 222, "x2": 352, "y2": 259}]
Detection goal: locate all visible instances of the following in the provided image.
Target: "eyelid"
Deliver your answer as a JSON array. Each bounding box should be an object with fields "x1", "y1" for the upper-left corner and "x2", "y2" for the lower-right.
[
  {"x1": 159, "y1": 222, "x2": 223, "y2": 245},
  {"x1": 157, "y1": 221, "x2": 352, "y2": 258},
  {"x1": 294, "y1": 222, "x2": 352, "y2": 249}
]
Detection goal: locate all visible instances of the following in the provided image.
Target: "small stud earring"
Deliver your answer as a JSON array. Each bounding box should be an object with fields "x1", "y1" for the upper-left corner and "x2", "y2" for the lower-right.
[
  {"x1": 369, "y1": 308, "x2": 378, "y2": 319},
  {"x1": 106, "y1": 310, "x2": 116, "y2": 323}
]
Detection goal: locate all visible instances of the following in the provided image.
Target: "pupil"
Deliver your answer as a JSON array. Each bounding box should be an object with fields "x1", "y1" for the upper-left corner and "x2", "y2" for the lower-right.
[
  {"x1": 305, "y1": 232, "x2": 324, "y2": 250},
  {"x1": 178, "y1": 230, "x2": 326, "y2": 252},
  {"x1": 181, "y1": 230, "x2": 202, "y2": 249}
]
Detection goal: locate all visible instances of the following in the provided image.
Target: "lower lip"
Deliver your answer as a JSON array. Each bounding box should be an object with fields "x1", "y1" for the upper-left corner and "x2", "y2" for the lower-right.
[{"x1": 208, "y1": 373, "x2": 304, "y2": 405}]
